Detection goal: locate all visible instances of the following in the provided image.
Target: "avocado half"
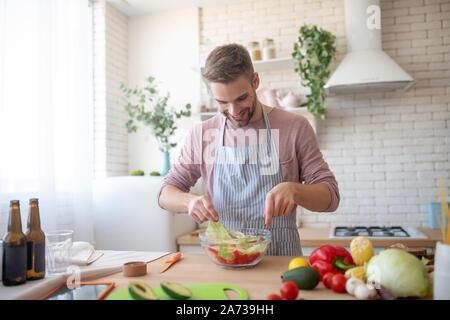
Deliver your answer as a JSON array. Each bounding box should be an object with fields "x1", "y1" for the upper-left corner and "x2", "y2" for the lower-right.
[
  {"x1": 128, "y1": 281, "x2": 159, "y2": 300},
  {"x1": 160, "y1": 281, "x2": 192, "y2": 300}
]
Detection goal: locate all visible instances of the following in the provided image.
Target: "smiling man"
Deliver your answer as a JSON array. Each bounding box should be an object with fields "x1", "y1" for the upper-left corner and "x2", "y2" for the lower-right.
[{"x1": 158, "y1": 43, "x2": 339, "y2": 255}]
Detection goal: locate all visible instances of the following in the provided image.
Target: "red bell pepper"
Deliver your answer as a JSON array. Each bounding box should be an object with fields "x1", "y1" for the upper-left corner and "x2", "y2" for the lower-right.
[
  {"x1": 309, "y1": 245, "x2": 354, "y2": 280},
  {"x1": 310, "y1": 260, "x2": 336, "y2": 280}
]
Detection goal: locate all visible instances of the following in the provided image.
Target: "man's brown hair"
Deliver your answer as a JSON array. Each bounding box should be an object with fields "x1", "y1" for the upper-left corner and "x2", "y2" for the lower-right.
[{"x1": 202, "y1": 43, "x2": 254, "y2": 84}]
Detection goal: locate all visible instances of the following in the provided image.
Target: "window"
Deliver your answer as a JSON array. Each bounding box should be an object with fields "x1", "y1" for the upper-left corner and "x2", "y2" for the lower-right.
[{"x1": 0, "y1": 0, "x2": 94, "y2": 241}]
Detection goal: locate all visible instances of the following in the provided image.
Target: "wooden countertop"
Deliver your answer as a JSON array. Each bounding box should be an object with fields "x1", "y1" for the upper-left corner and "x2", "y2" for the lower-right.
[
  {"x1": 177, "y1": 228, "x2": 442, "y2": 248},
  {"x1": 298, "y1": 228, "x2": 441, "y2": 247},
  {"x1": 95, "y1": 253, "x2": 354, "y2": 300},
  {"x1": 94, "y1": 253, "x2": 432, "y2": 300}
]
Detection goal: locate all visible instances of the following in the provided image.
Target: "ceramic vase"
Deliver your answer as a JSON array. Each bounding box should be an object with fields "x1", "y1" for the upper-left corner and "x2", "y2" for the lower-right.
[{"x1": 160, "y1": 151, "x2": 171, "y2": 176}]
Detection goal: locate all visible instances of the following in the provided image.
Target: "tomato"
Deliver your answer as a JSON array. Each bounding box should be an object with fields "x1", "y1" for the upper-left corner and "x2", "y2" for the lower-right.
[
  {"x1": 330, "y1": 274, "x2": 347, "y2": 293},
  {"x1": 280, "y1": 281, "x2": 299, "y2": 300},
  {"x1": 311, "y1": 260, "x2": 334, "y2": 280},
  {"x1": 247, "y1": 252, "x2": 260, "y2": 263},
  {"x1": 226, "y1": 251, "x2": 261, "y2": 265},
  {"x1": 212, "y1": 247, "x2": 261, "y2": 266},
  {"x1": 322, "y1": 272, "x2": 334, "y2": 289},
  {"x1": 232, "y1": 250, "x2": 243, "y2": 264},
  {"x1": 266, "y1": 293, "x2": 282, "y2": 300}
]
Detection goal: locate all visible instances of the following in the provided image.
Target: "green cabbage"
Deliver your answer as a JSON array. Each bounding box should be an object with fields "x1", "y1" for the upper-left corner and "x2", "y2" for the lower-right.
[{"x1": 366, "y1": 249, "x2": 430, "y2": 298}]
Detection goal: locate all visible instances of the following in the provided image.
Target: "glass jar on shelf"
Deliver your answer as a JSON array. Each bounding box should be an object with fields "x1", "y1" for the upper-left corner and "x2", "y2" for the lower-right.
[
  {"x1": 262, "y1": 38, "x2": 276, "y2": 60},
  {"x1": 248, "y1": 41, "x2": 262, "y2": 61}
]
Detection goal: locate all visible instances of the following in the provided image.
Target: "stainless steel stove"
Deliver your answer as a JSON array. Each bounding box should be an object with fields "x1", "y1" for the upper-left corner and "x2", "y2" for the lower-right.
[
  {"x1": 334, "y1": 226, "x2": 409, "y2": 237},
  {"x1": 330, "y1": 226, "x2": 428, "y2": 239}
]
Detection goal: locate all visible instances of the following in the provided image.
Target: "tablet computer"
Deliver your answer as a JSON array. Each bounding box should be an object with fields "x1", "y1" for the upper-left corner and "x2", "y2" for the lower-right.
[{"x1": 40, "y1": 281, "x2": 115, "y2": 300}]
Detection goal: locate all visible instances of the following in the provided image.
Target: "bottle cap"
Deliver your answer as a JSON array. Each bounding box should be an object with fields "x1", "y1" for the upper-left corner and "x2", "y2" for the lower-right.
[
  {"x1": 10, "y1": 200, "x2": 20, "y2": 206},
  {"x1": 29, "y1": 198, "x2": 39, "y2": 204}
]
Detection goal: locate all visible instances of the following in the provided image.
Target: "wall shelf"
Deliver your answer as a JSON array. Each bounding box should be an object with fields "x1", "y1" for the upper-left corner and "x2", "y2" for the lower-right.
[{"x1": 252, "y1": 57, "x2": 296, "y2": 72}]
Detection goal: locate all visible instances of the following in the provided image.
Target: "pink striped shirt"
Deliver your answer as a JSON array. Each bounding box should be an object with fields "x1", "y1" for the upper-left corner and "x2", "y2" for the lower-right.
[{"x1": 158, "y1": 107, "x2": 340, "y2": 212}]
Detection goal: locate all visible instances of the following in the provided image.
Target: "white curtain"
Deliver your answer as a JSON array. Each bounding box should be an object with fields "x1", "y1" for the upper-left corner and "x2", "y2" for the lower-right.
[{"x1": 0, "y1": 0, "x2": 94, "y2": 242}]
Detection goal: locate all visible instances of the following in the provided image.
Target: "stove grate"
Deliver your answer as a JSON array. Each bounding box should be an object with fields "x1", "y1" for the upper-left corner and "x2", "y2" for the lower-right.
[{"x1": 333, "y1": 226, "x2": 410, "y2": 237}]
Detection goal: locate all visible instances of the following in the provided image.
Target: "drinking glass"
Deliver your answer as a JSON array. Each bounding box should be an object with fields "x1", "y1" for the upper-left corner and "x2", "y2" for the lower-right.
[
  {"x1": 434, "y1": 241, "x2": 450, "y2": 300},
  {"x1": 45, "y1": 230, "x2": 73, "y2": 275}
]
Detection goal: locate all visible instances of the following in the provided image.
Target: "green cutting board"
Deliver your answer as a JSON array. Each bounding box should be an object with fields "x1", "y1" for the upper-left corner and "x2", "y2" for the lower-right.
[{"x1": 106, "y1": 283, "x2": 248, "y2": 300}]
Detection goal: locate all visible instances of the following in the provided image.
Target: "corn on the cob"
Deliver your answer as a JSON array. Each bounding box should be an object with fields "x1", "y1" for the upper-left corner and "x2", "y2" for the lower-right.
[
  {"x1": 345, "y1": 266, "x2": 366, "y2": 281},
  {"x1": 350, "y1": 236, "x2": 374, "y2": 266}
]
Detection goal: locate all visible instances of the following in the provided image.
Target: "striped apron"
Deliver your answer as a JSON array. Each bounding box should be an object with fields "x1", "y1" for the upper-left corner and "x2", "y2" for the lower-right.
[{"x1": 212, "y1": 103, "x2": 302, "y2": 256}]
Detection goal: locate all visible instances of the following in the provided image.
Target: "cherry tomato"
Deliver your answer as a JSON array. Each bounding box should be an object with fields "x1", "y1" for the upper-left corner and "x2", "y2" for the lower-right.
[
  {"x1": 266, "y1": 293, "x2": 282, "y2": 300},
  {"x1": 322, "y1": 272, "x2": 334, "y2": 289},
  {"x1": 232, "y1": 250, "x2": 246, "y2": 264},
  {"x1": 330, "y1": 274, "x2": 347, "y2": 293},
  {"x1": 280, "y1": 281, "x2": 299, "y2": 300}
]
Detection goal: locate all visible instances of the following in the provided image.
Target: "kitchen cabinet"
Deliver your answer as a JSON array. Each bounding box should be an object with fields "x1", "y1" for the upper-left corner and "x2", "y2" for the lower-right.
[{"x1": 93, "y1": 177, "x2": 197, "y2": 252}]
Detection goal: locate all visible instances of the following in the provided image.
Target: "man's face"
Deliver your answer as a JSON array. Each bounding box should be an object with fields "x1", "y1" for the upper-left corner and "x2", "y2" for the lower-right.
[{"x1": 209, "y1": 74, "x2": 260, "y2": 128}]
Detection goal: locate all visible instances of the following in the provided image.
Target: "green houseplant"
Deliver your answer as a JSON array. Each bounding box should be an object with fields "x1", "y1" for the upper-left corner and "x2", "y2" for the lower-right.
[
  {"x1": 121, "y1": 76, "x2": 191, "y2": 176},
  {"x1": 292, "y1": 24, "x2": 336, "y2": 119}
]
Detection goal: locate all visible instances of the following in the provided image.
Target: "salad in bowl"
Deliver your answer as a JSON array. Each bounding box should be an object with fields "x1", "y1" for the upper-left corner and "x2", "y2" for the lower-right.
[{"x1": 198, "y1": 221, "x2": 271, "y2": 268}]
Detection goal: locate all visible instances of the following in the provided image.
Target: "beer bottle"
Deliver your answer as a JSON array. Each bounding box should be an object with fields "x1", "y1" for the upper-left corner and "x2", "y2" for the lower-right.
[
  {"x1": 2, "y1": 200, "x2": 27, "y2": 286},
  {"x1": 25, "y1": 198, "x2": 46, "y2": 280}
]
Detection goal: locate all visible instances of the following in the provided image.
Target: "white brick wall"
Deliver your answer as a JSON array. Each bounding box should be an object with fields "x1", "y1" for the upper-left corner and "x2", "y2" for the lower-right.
[
  {"x1": 199, "y1": 0, "x2": 450, "y2": 228},
  {"x1": 93, "y1": 0, "x2": 129, "y2": 178}
]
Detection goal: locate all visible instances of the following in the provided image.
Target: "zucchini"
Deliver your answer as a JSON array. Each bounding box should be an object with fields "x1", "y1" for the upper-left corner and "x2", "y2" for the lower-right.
[
  {"x1": 160, "y1": 281, "x2": 192, "y2": 300},
  {"x1": 128, "y1": 281, "x2": 159, "y2": 300}
]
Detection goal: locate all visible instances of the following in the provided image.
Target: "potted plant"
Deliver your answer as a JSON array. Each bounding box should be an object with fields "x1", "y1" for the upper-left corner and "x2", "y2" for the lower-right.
[
  {"x1": 292, "y1": 24, "x2": 336, "y2": 119},
  {"x1": 121, "y1": 76, "x2": 191, "y2": 176}
]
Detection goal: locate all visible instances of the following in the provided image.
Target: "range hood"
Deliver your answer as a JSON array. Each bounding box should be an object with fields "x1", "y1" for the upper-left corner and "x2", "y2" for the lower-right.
[{"x1": 324, "y1": 0, "x2": 415, "y2": 94}]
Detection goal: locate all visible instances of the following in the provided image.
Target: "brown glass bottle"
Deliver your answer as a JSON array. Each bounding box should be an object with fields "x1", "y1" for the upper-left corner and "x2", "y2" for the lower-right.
[
  {"x1": 25, "y1": 198, "x2": 46, "y2": 280},
  {"x1": 2, "y1": 200, "x2": 27, "y2": 286}
]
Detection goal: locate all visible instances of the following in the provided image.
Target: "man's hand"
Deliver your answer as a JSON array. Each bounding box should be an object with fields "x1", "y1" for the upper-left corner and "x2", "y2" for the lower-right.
[
  {"x1": 188, "y1": 194, "x2": 220, "y2": 224},
  {"x1": 263, "y1": 182, "x2": 297, "y2": 227}
]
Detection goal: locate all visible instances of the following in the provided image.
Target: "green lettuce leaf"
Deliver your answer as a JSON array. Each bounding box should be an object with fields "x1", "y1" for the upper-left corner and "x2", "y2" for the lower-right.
[
  {"x1": 238, "y1": 242, "x2": 267, "y2": 256},
  {"x1": 218, "y1": 243, "x2": 234, "y2": 260},
  {"x1": 205, "y1": 221, "x2": 232, "y2": 240},
  {"x1": 205, "y1": 221, "x2": 266, "y2": 260},
  {"x1": 228, "y1": 229, "x2": 246, "y2": 239}
]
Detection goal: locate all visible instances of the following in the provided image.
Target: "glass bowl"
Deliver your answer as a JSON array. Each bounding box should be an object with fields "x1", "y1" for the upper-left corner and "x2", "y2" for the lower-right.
[{"x1": 198, "y1": 228, "x2": 271, "y2": 269}]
